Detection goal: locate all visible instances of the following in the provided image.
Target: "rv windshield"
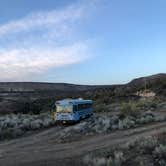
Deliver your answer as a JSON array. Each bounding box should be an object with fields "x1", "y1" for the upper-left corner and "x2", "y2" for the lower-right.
[{"x1": 56, "y1": 105, "x2": 73, "y2": 113}]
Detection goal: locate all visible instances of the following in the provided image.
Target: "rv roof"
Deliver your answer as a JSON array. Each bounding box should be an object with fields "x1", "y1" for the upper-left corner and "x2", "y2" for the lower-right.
[{"x1": 56, "y1": 99, "x2": 92, "y2": 105}]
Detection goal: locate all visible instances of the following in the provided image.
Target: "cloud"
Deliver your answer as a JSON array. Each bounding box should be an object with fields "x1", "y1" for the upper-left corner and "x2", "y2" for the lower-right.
[
  {"x1": 0, "y1": 1, "x2": 95, "y2": 81},
  {"x1": 0, "y1": 43, "x2": 89, "y2": 81},
  {"x1": 0, "y1": 4, "x2": 83, "y2": 37}
]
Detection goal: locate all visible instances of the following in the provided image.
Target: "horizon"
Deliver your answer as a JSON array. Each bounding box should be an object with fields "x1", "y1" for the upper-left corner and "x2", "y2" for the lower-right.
[
  {"x1": 0, "y1": 0, "x2": 166, "y2": 84},
  {"x1": 0, "y1": 72, "x2": 165, "y2": 86}
]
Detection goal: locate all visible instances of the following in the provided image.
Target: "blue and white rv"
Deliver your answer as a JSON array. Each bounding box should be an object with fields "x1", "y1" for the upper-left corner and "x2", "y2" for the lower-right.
[{"x1": 54, "y1": 99, "x2": 93, "y2": 124}]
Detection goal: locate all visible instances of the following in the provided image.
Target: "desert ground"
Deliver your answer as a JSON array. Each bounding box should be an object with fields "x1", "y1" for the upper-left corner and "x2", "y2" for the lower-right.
[
  {"x1": 0, "y1": 74, "x2": 166, "y2": 166},
  {"x1": 0, "y1": 116, "x2": 166, "y2": 166}
]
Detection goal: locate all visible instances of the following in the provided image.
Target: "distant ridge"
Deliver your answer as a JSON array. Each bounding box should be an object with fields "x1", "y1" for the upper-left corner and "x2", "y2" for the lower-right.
[
  {"x1": 128, "y1": 73, "x2": 166, "y2": 85},
  {"x1": 0, "y1": 82, "x2": 94, "y2": 92},
  {"x1": 127, "y1": 73, "x2": 166, "y2": 91},
  {"x1": 0, "y1": 73, "x2": 165, "y2": 92}
]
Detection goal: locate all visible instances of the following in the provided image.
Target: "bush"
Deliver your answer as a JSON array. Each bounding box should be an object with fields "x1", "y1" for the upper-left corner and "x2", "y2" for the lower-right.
[
  {"x1": 120, "y1": 102, "x2": 140, "y2": 117},
  {"x1": 153, "y1": 144, "x2": 166, "y2": 159},
  {"x1": 118, "y1": 116, "x2": 136, "y2": 129},
  {"x1": 0, "y1": 113, "x2": 55, "y2": 140},
  {"x1": 84, "y1": 151, "x2": 125, "y2": 166},
  {"x1": 113, "y1": 151, "x2": 125, "y2": 166},
  {"x1": 138, "y1": 136, "x2": 158, "y2": 153},
  {"x1": 92, "y1": 157, "x2": 107, "y2": 166},
  {"x1": 94, "y1": 104, "x2": 108, "y2": 113},
  {"x1": 30, "y1": 119, "x2": 43, "y2": 130}
]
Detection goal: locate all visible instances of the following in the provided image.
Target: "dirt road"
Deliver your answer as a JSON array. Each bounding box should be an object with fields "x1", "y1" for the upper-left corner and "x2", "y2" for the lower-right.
[{"x1": 0, "y1": 121, "x2": 166, "y2": 166}]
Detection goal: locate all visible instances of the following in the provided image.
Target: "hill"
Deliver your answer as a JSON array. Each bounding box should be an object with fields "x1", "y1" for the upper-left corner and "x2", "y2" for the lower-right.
[
  {"x1": 0, "y1": 73, "x2": 165, "y2": 114},
  {"x1": 127, "y1": 73, "x2": 166, "y2": 95}
]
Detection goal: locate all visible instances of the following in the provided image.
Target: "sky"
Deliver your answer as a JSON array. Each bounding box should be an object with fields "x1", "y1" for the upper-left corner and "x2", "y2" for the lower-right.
[{"x1": 0, "y1": 0, "x2": 166, "y2": 85}]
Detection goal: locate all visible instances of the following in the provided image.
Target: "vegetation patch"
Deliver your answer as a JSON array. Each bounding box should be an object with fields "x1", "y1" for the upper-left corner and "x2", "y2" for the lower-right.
[
  {"x1": 84, "y1": 132, "x2": 166, "y2": 166},
  {"x1": 0, "y1": 113, "x2": 55, "y2": 140},
  {"x1": 52, "y1": 111, "x2": 166, "y2": 143},
  {"x1": 94, "y1": 98, "x2": 165, "y2": 114}
]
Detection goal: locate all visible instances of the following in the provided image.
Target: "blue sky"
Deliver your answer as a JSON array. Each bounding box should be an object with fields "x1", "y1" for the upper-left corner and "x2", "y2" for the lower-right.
[{"x1": 0, "y1": 0, "x2": 166, "y2": 84}]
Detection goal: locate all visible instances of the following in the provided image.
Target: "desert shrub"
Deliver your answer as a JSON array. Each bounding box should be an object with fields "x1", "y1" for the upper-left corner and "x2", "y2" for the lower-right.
[
  {"x1": 137, "y1": 116, "x2": 154, "y2": 124},
  {"x1": 120, "y1": 102, "x2": 140, "y2": 117},
  {"x1": 42, "y1": 117, "x2": 55, "y2": 127},
  {"x1": 154, "y1": 116, "x2": 166, "y2": 122},
  {"x1": 84, "y1": 151, "x2": 125, "y2": 166},
  {"x1": 153, "y1": 144, "x2": 166, "y2": 159},
  {"x1": 136, "y1": 99, "x2": 157, "y2": 111},
  {"x1": 153, "y1": 144, "x2": 166, "y2": 166},
  {"x1": 110, "y1": 115, "x2": 119, "y2": 124},
  {"x1": 113, "y1": 151, "x2": 125, "y2": 166},
  {"x1": 92, "y1": 157, "x2": 107, "y2": 166},
  {"x1": 118, "y1": 120, "x2": 124, "y2": 130},
  {"x1": 118, "y1": 116, "x2": 136, "y2": 129},
  {"x1": 94, "y1": 104, "x2": 108, "y2": 113},
  {"x1": 30, "y1": 119, "x2": 43, "y2": 130},
  {"x1": 100, "y1": 118, "x2": 111, "y2": 132},
  {"x1": 138, "y1": 136, "x2": 158, "y2": 153},
  {"x1": 0, "y1": 113, "x2": 55, "y2": 140}
]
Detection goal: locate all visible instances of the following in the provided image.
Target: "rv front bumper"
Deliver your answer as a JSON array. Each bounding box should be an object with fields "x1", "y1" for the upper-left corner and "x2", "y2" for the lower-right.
[{"x1": 56, "y1": 120, "x2": 77, "y2": 124}]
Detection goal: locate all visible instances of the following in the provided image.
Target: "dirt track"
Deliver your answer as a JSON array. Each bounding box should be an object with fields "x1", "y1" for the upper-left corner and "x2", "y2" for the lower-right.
[{"x1": 0, "y1": 121, "x2": 166, "y2": 166}]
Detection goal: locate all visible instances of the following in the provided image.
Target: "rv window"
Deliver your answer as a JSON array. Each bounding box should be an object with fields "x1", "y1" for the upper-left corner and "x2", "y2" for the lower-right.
[
  {"x1": 73, "y1": 105, "x2": 78, "y2": 112},
  {"x1": 78, "y1": 103, "x2": 92, "y2": 110}
]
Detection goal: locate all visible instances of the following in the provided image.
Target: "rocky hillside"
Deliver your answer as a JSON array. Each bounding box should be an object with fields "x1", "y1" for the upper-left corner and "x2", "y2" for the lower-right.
[
  {"x1": 127, "y1": 73, "x2": 166, "y2": 93},
  {"x1": 87, "y1": 73, "x2": 166, "y2": 103}
]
